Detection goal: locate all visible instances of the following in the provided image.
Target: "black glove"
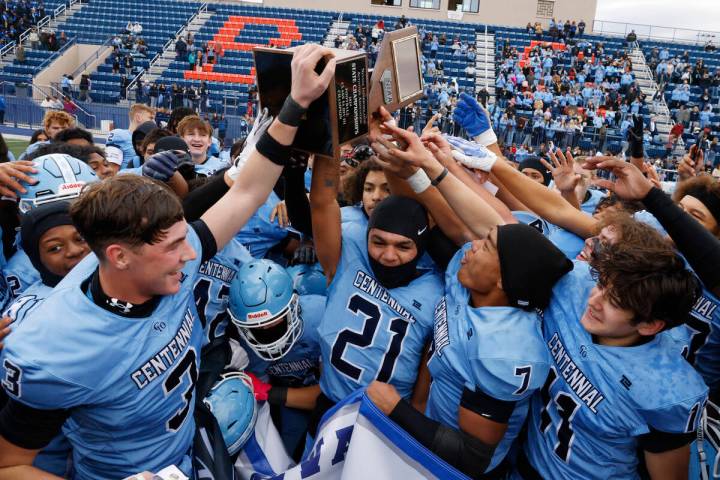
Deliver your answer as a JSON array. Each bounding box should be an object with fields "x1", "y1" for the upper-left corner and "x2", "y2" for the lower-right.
[
  {"x1": 142, "y1": 150, "x2": 188, "y2": 182},
  {"x1": 628, "y1": 114, "x2": 645, "y2": 159},
  {"x1": 290, "y1": 243, "x2": 317, "y2": 265}
]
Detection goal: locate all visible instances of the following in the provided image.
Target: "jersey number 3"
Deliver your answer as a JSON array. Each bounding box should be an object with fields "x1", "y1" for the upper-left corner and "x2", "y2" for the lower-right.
[{"x1": 331, "y1": 294, "x2": 410, "y2": 383}]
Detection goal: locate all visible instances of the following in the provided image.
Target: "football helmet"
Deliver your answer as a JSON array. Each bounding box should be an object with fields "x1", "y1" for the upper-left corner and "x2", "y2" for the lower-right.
[
  {"x1": 203, "y1": 371, "x2": 257, "y2": 455},
  {"x1": 512, "y1": 211, "x2": 551, "y2": 238},
  {"x1": 228, "y1": 259, "x2": 302, "y2": 361},
  {"x1": 286, "y1": 263, "x2": 327, "y2": 297},
  {"x1": 18, "y1": 154, "x2": 97, "y2": 213}
]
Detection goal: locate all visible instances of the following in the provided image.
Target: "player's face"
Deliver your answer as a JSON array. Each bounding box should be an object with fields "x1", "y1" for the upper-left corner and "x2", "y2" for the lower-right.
[
  {"x1": 580, "y1": 285, "x2": 639, "y2": 345},
  {"x1": 679, "y1": 195, "x2": 720, "y2": 237},
  {"x1": 87, "y1": 153, "x2": 116, "y2": 180},
  {"x1": 144, "y1": 142, "x2": 157, "y2": 161},
  {"x1": 457, "y1": 228, "x2": 501, "y2": 294},
  {"x1": 46, "y1": 122, "x2": 68, "y2": 139},
  {"x1": 521, "y1": 167, "x2": 545, "y2": 184},
  {"x1": 367, "y1": 228, "x2": 418, "y2": 267},
  {"x1": 577, "y1": 225, "x2": 620, "y2": 262},
  {"x1": 362, "y1": 170, "x2": 390, "y2": 217},
  {"x1": 129, "y1": 221, "x2": 197, "y2": 296},
  {"x1": 39, "y1": 224, "x2": 90, "y2": 277},
  {"x1": 135, "y1": 111, "x2": 155, "y2": 126},
  {"x1": 182, "y1": 129, "x2": 211, "y2": 161}
]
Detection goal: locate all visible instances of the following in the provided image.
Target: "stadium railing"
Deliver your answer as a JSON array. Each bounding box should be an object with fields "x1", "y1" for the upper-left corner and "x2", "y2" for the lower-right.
[{"x1": 592, "y1": 19, "x2": 719, "y2": 46}]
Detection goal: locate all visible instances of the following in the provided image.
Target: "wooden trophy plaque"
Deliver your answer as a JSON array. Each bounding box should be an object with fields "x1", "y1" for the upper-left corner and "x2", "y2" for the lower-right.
[
  {"x1": 368, "y1": 26, "x2": 424, "y2": 115},
  {"x1": 253, "y1": 46, "x2": 369, "y2": 158}
]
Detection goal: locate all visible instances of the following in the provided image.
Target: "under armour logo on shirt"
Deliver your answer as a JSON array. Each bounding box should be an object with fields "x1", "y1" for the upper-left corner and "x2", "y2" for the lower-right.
[{"x1": 107, "y1": 298, "x2": 134, "y2": 314}]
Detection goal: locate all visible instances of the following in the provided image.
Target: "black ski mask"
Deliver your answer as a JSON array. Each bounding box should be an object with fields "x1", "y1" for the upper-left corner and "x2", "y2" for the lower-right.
[
  {"x1": 20, "y1": 201, "x2": 75, "y2": 287},
  {"x1": 366, "y1": 196, "x2": 429, "y2": 289}
]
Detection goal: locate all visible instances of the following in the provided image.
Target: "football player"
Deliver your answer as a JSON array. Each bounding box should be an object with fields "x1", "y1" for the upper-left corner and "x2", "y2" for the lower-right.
[
  {"x1": 309, "y1": 143, "x2": 444, "y2": 432},
  {"x1": 3, "y1": 154, "x2": 97, "y2": 303},
  {"x1": 0, "y1": 43, "x2": 336, "y2": 479},
  {"x1": 228, "y1": 259, "x2": 325, "y2": 456}
]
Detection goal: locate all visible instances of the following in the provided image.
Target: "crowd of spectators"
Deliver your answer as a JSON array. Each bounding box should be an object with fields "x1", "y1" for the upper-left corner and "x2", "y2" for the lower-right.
[
  {"x1": 176, "y1": 31, "x2": 223, "y2": 73},
  {"x1": 0, "y1": 0, "x2": 46, "y2": 47},
  {"x1": 486, "y1": 35, "x2": 689, "y2": 166},
  {"x1": 526, "y1": 18, "x2": 587, "y2": 43}
]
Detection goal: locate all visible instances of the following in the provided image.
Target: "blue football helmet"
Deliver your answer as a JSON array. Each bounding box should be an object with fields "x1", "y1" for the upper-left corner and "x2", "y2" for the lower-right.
[
  {"x1": 228, "y1": 259, "x2": 302, "y2": 361},
  {"x1": 18, "y1": 154, "x2": 98, "y2": 213},
  {"x1": 512, "y1": 211, "x2": 551, "y2": 238},
  {"x1": 203, "y1": 371, "x2": 257, "y2": 455},
  {"x1": 286, "y1": 263, "x2": 327, "y2": 297}
]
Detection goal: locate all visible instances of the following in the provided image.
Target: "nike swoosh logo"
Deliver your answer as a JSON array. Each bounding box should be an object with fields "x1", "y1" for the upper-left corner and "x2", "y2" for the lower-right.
[{"x1": 418, "y1": 226, "x2": 428, "y2": 235}]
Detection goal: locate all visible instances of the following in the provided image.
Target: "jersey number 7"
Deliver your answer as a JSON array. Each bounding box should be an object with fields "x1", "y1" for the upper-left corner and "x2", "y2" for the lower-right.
[{"x1": 331, "y1": 294, "x2": 410, "y2": 384}]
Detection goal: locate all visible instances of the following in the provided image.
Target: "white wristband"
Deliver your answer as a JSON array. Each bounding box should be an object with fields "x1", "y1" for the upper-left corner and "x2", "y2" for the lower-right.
[
  {"x1": 472, "y1": 129, "x2": 498, "y2": 147},
  {"x1": 406, "y1": 169, "x2": 432, "y2": 194}
]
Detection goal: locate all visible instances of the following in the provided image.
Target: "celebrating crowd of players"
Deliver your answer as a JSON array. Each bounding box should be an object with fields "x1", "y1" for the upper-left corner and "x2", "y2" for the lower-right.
[{"x1": 0, "y1": 43, "x2": 718, "y2": 480}]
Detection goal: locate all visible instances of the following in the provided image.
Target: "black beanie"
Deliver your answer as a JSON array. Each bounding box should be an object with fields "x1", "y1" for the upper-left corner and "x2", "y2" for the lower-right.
[
  {"x1": 20, "y1": 201, "x2": 74, "y2": 287},
  {"x1": 367, "y1": 195, "x2": 429, "y2": 254},
  {"x1": 519, "y1": 156, "x2": 552, "y2": 186},
  {"x1": 496, "y1": 223, "x2": 573, "y2": 310},
  {"x1": 155, "y1": 136, "x2": 190, "y2": 154},
  {"x1": 366, "y1": 196, "x2": 429, "y2": 289}
]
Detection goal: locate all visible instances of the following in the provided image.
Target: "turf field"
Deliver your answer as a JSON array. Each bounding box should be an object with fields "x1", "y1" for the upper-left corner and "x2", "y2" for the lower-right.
[{"x1": 7, "y1": 139, "x2": 28, "y2": 159}]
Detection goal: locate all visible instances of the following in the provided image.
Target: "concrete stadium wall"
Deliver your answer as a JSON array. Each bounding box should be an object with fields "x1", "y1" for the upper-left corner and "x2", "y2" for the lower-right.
[
  {"x1": 33, "y1": 44, "x2": 103, "y2": 100},
  {"x1": 260, "y1": 0, "x2": 597, "y2": 30}
]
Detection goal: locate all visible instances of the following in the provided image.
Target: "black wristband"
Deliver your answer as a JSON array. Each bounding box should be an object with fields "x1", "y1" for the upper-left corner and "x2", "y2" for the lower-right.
[
  {"x1": 630, "y1": 138, "x2": 644, "y2": 159},
  {"x1": 431, "y1": 167, "x2": 449, "y2": 186},
  {"x1": 278, "y1": 95, "x2": 307, "y2": 127},
  {"x1": 268, "y1": 386, "x2": 288, "y2": 406},
  {"x1": 256, "y1": 131, "x2": 292, "y2": 166}
]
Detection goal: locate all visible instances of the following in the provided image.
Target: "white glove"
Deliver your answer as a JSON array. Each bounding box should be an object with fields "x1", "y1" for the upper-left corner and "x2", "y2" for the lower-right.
[
  {"x1": 227, "y1": 107, "x2": 274, "y2": 180},
  {"x1": 451, "y1": 147, "x2": 497, "y2": 172},
  {"x1": 227, "y1": 338, "x2": 250, "y2": 371}
]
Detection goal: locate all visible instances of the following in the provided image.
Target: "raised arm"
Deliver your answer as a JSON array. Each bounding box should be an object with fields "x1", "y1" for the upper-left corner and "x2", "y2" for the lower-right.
[
  {"x1": 486, "y1": 142, "x2": 597, "y2": 238},
  {"x1": 201, "y1": 45, "x2": 336, "y2": 251},
  {"x1": 309, "y1": 154, "x2": 342, "y2": 282},
  {"x1": 373, "y1": 122, "x2": 503, "y2": 239}
]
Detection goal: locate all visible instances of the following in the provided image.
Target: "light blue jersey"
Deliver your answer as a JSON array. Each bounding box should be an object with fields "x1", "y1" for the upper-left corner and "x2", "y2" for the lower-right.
[
  {"x1": 340, "y1": 205, "x2": 367, "y2": 227},
  {"x1": 2, "y1": 281, "x2": 72, "y2": 477},
  {"x1": 635, "y1": 211, "x2": 720, "y2": 389},
  {"x1": 580, "y1": 188, "x2": 605, "y2": 215},
  {"x1": 195, "y1": 238, "x2": 252, "y2": 346},
  {"x1": 548, "y1": 226, "x2": 585, "y2": 260},
  {"x1": 235, "y1": 191, "x2": 289, "y2": 259},
  {"x1": 3, "y1": 248, "x2": 41, "y2": 303},
  {"x1": 0, "y1": 227, "x2": 207, "y2": 479},
  {"x1": 519, "y1": 263, "x2": 708, "y2": 479},
  {"x1": 246, "y1": 294, "x2": 325, "y2": 388},
  {"x1": 107, "y1": 129, "x2": 140, "y2": 169},
  {"x1": 426, "y1": 245, "x2": 550, "y2": 472},
  {"x1": 194, "y1": 156, "x2": 229, "y2": 177},
  {"x1": 18, "y1": 140, "x2": 50, "y2": 160},
  {"x1": 318, "y1": 222, "x2": 442, "y2": 402}
]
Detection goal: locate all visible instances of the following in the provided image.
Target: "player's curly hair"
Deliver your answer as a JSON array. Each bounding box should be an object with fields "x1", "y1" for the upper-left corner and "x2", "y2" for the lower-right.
[
  {"x1": 70, "y1": 175, "x2": 184, "y2": 260},
  {"x1": 590, "y1": 241, "x2": 700, "y2": 329},
  {"x1": 344, "y1": 158, "x2": 385, "y2": 207},
  {"x1": 593, "y1": 212, "x2": 671, "y2": 251}
]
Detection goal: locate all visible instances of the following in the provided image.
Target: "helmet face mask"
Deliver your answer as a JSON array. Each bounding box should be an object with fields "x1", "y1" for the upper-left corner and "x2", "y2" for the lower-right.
[{"x1": 231, "y1": 293, "x2": 302, "y2": 361}]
